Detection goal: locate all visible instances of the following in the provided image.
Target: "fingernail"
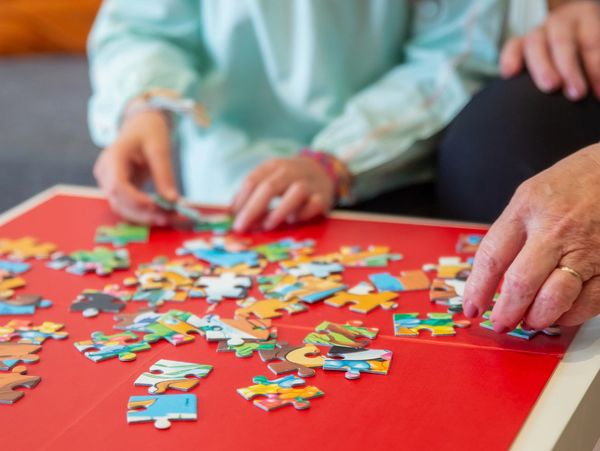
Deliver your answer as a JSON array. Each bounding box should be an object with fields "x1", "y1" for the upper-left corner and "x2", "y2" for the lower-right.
[
  {"x1": 262, "y1": 218, "x2": 276, "y2": 231},
  {"x1": 566, "y1": 85, "x2": 582, "y2": 101},
  {"x1": 492, "y1": 322, "x2": 510, "y2": 334},
  {"x1": 463, "y1": 301, "x2": 479, "y2": 318},
  {"x1": 521, "y1": 321, "x2": 534, "y2": 331},
  {"x1": 541, "y1": 76, "x2": 557, "y2": 93}
]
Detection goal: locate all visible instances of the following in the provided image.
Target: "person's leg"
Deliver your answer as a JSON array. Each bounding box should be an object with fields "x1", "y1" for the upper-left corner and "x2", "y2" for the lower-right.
[{"x1": 438, "y1": 73, "x2": 600, "y2": 223}]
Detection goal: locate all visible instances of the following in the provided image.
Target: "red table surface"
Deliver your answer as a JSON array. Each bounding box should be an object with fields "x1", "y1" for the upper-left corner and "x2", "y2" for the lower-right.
[{"x1": 0, "y1": 194, "x2": 574, "y2": 451}]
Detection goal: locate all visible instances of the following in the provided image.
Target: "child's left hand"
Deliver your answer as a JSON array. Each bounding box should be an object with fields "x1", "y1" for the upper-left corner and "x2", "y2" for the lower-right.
[{"x1": 231, "y1": 156, "x2": 336, "y2": 232}]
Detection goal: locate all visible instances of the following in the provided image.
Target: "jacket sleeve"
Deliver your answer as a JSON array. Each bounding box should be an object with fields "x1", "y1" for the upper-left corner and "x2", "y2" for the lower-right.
[
  {"x1": 311, "y1": 0, "x2": 509, "y2": 201},
  {"x1": 88, "y1": 0, "x2": 205, "y2": 147}
]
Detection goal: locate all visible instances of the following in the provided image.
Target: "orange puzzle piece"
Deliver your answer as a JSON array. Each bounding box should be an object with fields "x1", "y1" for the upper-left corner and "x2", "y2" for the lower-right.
[
  {"x1": 0, "y1": 237, "x2": 57, "y2": 261},
  {"x1": 325, "y1": 283, "x2": 398, "y2": 314}
]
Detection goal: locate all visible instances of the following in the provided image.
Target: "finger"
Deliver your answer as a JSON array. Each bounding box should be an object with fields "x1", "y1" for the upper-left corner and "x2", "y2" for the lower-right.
[
  {"x1": 231, "y1": 162, "x2": 276, "y2": 213},
  {"x1": 462, "y1": 208, "x2": 526, "y2": 318},
  {"x1": 262, "y1": 182, "x2": 310, "y2": 231},
  {"x1": 523, "y1": 267, "x2": 582, "y2": 330},
  {"x1": 107, "y1": 193, "x2": 168, "y2": 226},
  {"x1": 578, "y1": 18, "x2": 600, "y2": 99},
  {"x1": 142, "y1": 142, "x2": 178, "y2": 202},
  {"x1": 296, "y1": 193, "x2": 327, "y2": 223},
  {"x1": 524, "y1": 27, "x2": 562, "y2": 92},
  {"x1": 500, "y1": 37, "x2": 525, "y2": 78},
  {"x1": 557, "y1": 275, "x2": 600, "y2": 326},
  {"x1": 547, "y1": 17, "x2": 587, "y2": 100},
  {"x1": 489, "y1": 238, "x2": 562, "y2": 333},
  {"x1": 233, "y1": 172, "x2": 288, "y2": 232}
]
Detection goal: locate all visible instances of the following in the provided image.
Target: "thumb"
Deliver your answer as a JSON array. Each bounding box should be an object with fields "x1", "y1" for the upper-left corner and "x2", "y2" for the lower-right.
[{"x1": 143, "y1": 140, "x2": 179, "y2": 203}]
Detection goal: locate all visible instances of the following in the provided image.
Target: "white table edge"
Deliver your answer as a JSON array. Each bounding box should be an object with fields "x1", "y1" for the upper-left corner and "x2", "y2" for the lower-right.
[{"x1": 2, "y1": 184, "x2": 599, "y2": 451}]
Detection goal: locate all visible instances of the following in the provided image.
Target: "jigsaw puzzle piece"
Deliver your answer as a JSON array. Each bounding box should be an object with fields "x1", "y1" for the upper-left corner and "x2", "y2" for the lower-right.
[
  {"x1": 178, "y1": 237, "x2": 259, "y2": 268},
  {"x1": 0, "y1": 237, "x2": 57, "y2": 261},
  {"x1": 127, "y1": 394, "x2": 197, "y2": 429},
  {"x1": 429, "y1": 279, "x2": 465, "y2": 313},
  {"x1": 142, "y1": 310, "x2": 203, "y2": 346},
  {"x1": 304, "y1": 320, "x2": 379, "y2": 348},
  {"x1": 135, "y1": 359, "x2": 213, "y2": 394},
  {"x1": 48, "y1": 247, "x2": 130, "y2": 276},
  {"x1": 280, "y1": 256, "x2": 343, "y2": 279},
  {"x1": 393, "y1": 313, "x2": 471, "y2": 337},
  {"x1": 70, "y1": 291, "x2": 126, "y2": 318},
  {"x1": 235, "y1": 298, "x2": 307, "y2": 319},
  {"x1": 259, "y1": 342, "x2": 324, "y2": 378},
  {"x1": 369, "y1": 270, "x2": 430, "y2": 292},
  {"x1": 0, "y1": 343, "x2": 41, "y2": 371},
  {"x1": 0, "y1": 366, "x2": 41, "y2": 404},
  {"x1": 74, "y1": 331, "x2": 151, "y2": 362},
  {"x1": 423, "y1": 256, "x2": 473, "y2": 280},
  {"x1": 237, "y1": 375, "x2": 323, "y2": 411},
  {"x1": 334, "y1": 245, "x2": 403, "y2": 267},
  {"x1": 0, "y1": 295, "x2": 52, "y2": 316},
  {"x1": 113, "y1": 309, "x2": 161, "y2": 333},
  {"x1": 95, "y1": 223, "x2": 149, "y2": 247},
  {"x1": 325, "y1": 283, "x2": 398, "y2": 314},
  {"x1": 216, "y1": 339, "x2": 276, "y2": 358},
  {"x1": 479, "y1": 311, "x2": 561, "y2": 339},
  {"x1": 456, "y1": 233, "x2": 484, "y2": 254},
  {"x1": 258, "y1": 274, "x2": 346, "y2": 304},
  {"x1": 253, "y1": 238, "x2": 315, "y2": 262},
  {"x1": 323, "y1": 346, "x2": 392, "y2": 380},
  {"x1": 196, "y1": 314, "x2": 273, "y2": 346},
  {"x1": 191, "y1": 273, "x2": 252, "y2": 303},
  {"x1": 213, "y1": 260, "x2": 267, "y2": 276},
  {"x1": 0, "y1": 274, "x2": 26, "y2": 299},
  {"x1": 0, "y1": 260, "x2": 31, "y2": 274},
  {"x1": 0, "y1": 320, "x2": 68, "y2": 345}
]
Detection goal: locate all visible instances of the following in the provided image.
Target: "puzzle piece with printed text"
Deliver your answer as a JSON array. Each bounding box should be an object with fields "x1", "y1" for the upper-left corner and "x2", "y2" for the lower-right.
[{"x1": 127, "y1": 394, "x2": 197, "y2": 429}]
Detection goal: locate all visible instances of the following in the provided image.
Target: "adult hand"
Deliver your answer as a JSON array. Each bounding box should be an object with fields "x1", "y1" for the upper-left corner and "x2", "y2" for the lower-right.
[
  {"x1": 500, "y1": 0, "x2": 600, "y2": 100},
  {"x1": 93, "y1": 109, "x2": 178, "y2": 225},
  {"x1": 231, "y1": 156, "x2": 335, "y2": 232},
  {"x1": 463, "y1": 143, "x2": 600, "y2": 331}
]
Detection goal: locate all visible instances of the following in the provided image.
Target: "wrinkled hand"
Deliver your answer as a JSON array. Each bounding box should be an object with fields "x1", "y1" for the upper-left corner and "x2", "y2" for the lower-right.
[
  {"x1": 463, "y1": 143, "x2": 600, "y2": 331},
  {"x1": 501, "y1": 0, "x2": 600, "y2": 100},
  {"x1": 231, "y1": 156, "x2": 335, "y2": 232},
  {"x1": 94, "y1": 110, "x2": 178, "y2": 225}
]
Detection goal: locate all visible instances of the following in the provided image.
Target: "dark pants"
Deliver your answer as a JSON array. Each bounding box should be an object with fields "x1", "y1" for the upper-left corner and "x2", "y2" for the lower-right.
[{"x1": 348, "y1": 74, "x2": 600, "y2": 223}]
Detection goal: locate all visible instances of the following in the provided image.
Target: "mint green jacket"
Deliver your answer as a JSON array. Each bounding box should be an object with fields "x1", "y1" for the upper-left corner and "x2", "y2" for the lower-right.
[{"x1": 89, "y1": 0, "x2": 508, "y2": 204}]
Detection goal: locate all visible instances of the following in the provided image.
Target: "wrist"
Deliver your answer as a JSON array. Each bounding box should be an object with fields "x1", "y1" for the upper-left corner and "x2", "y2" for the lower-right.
[
  {"x1": 121, "y1": 88, "x2": 210, "y2": 131},
  {"x1": 298, "y1": 148, "x2": 354, "y2": 205}
]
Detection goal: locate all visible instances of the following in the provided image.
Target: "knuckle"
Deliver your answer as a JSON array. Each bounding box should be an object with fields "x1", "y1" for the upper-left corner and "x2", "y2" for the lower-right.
[{"x1": 502, "y1": 272, "x2": 538, "y2": 299}]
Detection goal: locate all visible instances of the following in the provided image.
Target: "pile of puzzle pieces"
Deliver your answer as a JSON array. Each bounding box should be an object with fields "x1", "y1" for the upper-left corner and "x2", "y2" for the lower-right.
[{"x1": 0, "y1": 319, "x2": 68, "y2": 404}]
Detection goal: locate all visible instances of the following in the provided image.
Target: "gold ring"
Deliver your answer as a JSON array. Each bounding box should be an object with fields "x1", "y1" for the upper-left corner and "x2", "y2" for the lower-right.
[{"x1": 558, "y1": 265, "x2": 583, "y2": 282}]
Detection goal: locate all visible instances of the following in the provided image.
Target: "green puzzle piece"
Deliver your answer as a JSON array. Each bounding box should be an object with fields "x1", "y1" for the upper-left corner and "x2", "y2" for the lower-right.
[
  {"x1": 95, "y1": 223, "x2": 149, "y2": 247},
  {"x1": 217, "y1": 339, "x2": 277, "y2": 358}
]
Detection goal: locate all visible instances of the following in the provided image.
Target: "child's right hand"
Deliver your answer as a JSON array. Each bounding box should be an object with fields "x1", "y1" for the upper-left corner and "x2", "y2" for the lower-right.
[{"x1": 93, "y1": 110, "x2": 178, "y2": 225}]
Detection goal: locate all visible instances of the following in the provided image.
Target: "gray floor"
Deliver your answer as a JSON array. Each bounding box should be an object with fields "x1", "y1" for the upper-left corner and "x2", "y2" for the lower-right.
[{"x1": 0, "y1": 55, "x2": 97, "y2": 212}]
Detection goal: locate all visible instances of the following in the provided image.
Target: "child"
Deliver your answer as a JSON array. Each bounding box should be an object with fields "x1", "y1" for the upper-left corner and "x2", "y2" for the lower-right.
[{"x1": 89, "y1": 0, "x2": 509, "y2": 231}]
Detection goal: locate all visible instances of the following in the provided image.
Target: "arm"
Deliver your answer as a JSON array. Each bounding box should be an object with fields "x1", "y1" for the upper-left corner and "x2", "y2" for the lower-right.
[
  {"x1": 312, "y1": 0, "x2": 507, "y2": 201},
  {"x1": 88, "y1": 0, "x2": 204, "y2": 224}
]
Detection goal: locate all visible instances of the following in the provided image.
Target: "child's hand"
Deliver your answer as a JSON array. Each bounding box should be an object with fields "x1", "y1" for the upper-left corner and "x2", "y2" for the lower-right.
[
  {"x1": 93, "y1": 110, "x2": 178, "y2": 225},
  {"x1": 231, "y1": 156, "x2": 336, "y2": 232}
]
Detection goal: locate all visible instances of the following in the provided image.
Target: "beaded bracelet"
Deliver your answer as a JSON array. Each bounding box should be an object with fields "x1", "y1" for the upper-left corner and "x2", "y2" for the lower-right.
[{"x1": 299, "y1": 148, "x2": 354, "y2": 206}]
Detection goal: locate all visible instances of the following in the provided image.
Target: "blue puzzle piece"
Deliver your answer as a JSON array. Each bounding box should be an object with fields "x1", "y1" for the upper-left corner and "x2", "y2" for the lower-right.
[
  {"x1": 0, "y1": 260, "x2": 31, "y2": 274},
  {"x1": 127, "y1": 394, "x2": 197, "y2": 429},
  {"x1": 368, "y1": 273, "x2": 403, "y2": 292},
  {"x1": 191, "y1": 249, "x2": 259, "y2": 268},
  {"x1": 0, "y1": 304, "x2": 35, "y2": 315}
]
